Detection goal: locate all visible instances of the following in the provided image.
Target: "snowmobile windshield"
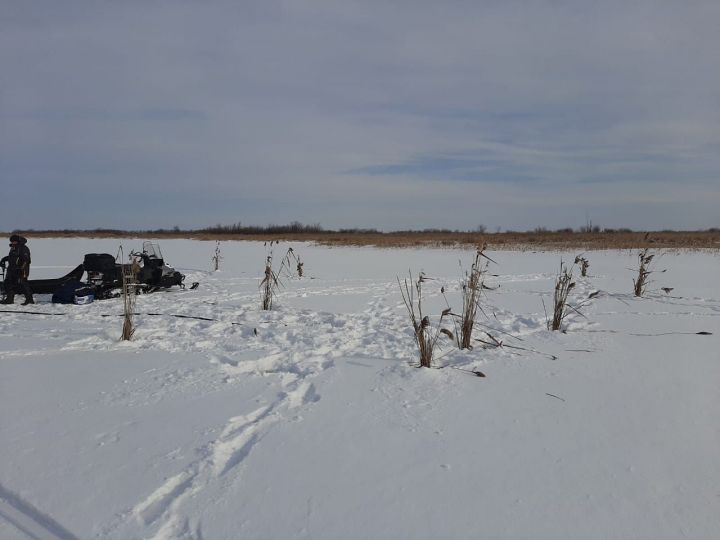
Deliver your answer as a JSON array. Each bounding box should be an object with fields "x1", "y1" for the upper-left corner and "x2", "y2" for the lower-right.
[{"x1": 142, "y1": 242, "x2": 163, "y2": 260}]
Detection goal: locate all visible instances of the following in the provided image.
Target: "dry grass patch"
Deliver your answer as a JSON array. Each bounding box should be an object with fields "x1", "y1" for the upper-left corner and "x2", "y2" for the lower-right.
[
  {"x1": 281, "y1": 247, "x2": 304, "y2": 278},
  {"x1": 442, "y1": 246, "x2": 497, "y2": 349},
  {"x1": 574, "y1": 255, "x2": 590, "y2": 277},
  {"x1": 259, "y1": 244, "x2": 305, "y2": 310},
  {"x1": 398, "y1": 272, "x2": 454, "y2": 368},
  {"x1": 14, "y1": 229, "x2": 720, "y2": 250},
  {"x1": 211, "y1": 241, "x2": 222, "y2": 271},
  {"x1": 260, "y1": 244, "x2": 281, "y2": 311},
  {"x1": 547, "y1": 262, "x2": 576, "y2": 331},
  {"x1": 120, "y1": 248, "x2": 138, "y2": 340},
  {"x1": 633, "y1": 248, "x2": 655, "y2": 297}
]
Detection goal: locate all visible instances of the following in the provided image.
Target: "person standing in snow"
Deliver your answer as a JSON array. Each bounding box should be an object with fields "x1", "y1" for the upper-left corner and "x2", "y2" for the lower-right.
[{"x1": 1, "y1": 234, "x2": 34, "y2": 305}]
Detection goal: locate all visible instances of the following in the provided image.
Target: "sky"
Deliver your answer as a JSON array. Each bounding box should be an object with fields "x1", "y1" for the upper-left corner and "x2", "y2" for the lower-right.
[{"x1": 1, "y1": 0, "x2": 719, "y2": 232}]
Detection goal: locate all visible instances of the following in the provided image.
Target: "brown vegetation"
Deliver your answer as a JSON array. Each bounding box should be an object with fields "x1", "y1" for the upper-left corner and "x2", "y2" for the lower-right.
[
  {"x1": 120, "y1": 250, "x2": 138, "y2": 340},
  {"x1": 633, "y1": 248, "x2": 655, "y2": 297},
  {"x1": 548, "y1": 262, "x2": 575, "y2": 331},
  {"x1": 574, "y1": 255, "x2": 590, "y2": 277},
  {"x1": 211, "y1": 241, "x2": 222, "y2": 271},
  {"x1": 443, "y1": 247, "x2": 495, "y2": 349},
  {"x1": 259, "y1": 244, "x2": 304, "y2": 310},
  {"x1": 260, "y1": 253, "x2": 279, "y2": 311},
  {"x1": 7, "y1": 228, "x2": 720, "y2": 250},
  {"x1": 398, "y1": 272, "x2": 454, "y2": 368}
]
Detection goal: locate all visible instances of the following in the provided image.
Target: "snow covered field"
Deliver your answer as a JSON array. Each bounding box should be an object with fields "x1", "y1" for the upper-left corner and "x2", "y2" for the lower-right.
[{"x1": 1, "y1": 239, "x2": 719, "y2": 540}]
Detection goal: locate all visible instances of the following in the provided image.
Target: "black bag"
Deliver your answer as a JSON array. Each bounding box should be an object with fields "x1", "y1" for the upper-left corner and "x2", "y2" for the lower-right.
[
  {"x1": 52, "y1": 279, "x2": 84, "y2": 304},
  {"x1": 83, "y1": 253, "x2": 116, "y2": 273}
]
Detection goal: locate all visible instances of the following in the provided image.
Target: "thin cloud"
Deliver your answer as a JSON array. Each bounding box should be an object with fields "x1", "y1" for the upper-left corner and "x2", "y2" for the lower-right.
[{"x1": 1, "y1": 0, "x2": 719, "y2": 230}]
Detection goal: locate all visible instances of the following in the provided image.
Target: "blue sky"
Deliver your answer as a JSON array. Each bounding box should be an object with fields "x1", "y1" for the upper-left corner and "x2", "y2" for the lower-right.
[{"x1": 1, "y1": 0, "x2": 719, "y2": 231}]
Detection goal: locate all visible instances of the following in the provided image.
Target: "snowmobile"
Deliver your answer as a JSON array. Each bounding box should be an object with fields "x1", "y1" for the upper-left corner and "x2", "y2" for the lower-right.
[
  {"x1": 84, "y1": 242, "x2": 187, "y2": 299},
  {"x1": 1, "y1": 241, "x2": 193, "y2": 302}
]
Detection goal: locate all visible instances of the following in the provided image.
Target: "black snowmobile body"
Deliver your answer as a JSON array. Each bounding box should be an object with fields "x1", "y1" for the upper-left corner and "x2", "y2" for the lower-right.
[{"x1": 85, "y1": 242, "x2": 186, "y2": 299}]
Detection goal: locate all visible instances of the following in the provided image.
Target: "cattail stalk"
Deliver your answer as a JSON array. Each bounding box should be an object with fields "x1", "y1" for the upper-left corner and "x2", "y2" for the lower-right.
[
  {"x1": 549, "y1": 262, "x2": 575, "y2": 331},
  {"x1": 121, "y1": 250, "x2": 138, "y2": 340}
]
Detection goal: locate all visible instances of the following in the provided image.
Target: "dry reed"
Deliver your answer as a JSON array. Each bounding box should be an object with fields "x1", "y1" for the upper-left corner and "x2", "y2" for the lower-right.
[
  {"x1": 451, "y1": 246, "x2": 495, "y2": 349},
  {"x1": 120, "y1": 248, "x2": 138, "y2": 340},
  {"x1": 259, "y1": 245, "x2": 305, "y2": 310},
  {"x1": 260, "y1": 253, "x2": 279, "y2": 310},
  {"x1": 19, "y1": 230, "x2": 720, "y2": 250},
  {"x1": 633, "y1": 248, "x2": 654, "y2": 297},
  {"x1": 574, "y1": 255, "x2": 589, "y2": 277},
  {"x1": 398, "y1": 272, "x2": 453, "y2": 367},
  {"x1": 279, "y1": 247, "x2": 304, "y2": 279},
  {"x1": 211, "y1": 241, "x2": 222, "y2": 271},
  {"x1": 548, "y1": 262, "x2": 575, "y2": 331}
]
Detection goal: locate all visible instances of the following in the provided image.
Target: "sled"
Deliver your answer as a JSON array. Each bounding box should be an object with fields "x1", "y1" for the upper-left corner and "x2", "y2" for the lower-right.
[{"x1": 1, "y1": 264, "x2": 85, "y2": 295}]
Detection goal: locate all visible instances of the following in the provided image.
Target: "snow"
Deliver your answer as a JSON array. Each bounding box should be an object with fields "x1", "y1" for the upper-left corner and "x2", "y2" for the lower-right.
[{"x1": 1, "y1": 239, "x2": 719, "y2": 539}]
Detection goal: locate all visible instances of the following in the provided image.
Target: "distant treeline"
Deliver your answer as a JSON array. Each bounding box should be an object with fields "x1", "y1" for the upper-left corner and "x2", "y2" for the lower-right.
[
  {"x1": 8, "y1": 222, "x2": 720, "y2": 236},
  {"x1": 201, "y1": 222, "x2": 330, "y2": 234}
]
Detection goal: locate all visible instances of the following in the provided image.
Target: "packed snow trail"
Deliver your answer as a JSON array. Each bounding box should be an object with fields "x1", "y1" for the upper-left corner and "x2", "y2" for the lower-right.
[{"x1": 105, "y1": 281, "x2": 416, "y2": 537}]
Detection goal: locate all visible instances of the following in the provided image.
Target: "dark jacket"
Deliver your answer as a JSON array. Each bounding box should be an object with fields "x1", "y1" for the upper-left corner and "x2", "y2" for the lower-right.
[{"x1": 1, "y1": 237, "x2": 31, "y2": 279}]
